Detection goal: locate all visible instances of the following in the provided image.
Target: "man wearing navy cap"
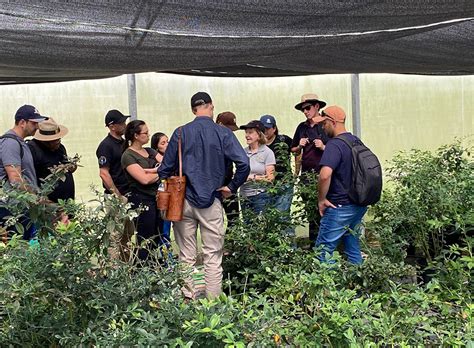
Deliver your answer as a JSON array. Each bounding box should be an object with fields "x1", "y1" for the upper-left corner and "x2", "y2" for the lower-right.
[
  {"x1": 260, "y1": 114, "x2": 294, "y2": 234},
  {"x1": 0, "y1": 105, "x2": 47, "y2": 240}
]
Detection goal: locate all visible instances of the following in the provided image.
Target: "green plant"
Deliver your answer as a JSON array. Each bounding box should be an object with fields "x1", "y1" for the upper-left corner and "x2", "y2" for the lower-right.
[{"x1": 370, "y1": 140, "x2": 473, "y2": 262}]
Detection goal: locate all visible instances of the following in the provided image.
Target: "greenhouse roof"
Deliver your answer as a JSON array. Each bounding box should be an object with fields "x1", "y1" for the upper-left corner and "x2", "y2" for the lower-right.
[{"x1": 0, "y1": 1, "x2": 473, "y2": 84}]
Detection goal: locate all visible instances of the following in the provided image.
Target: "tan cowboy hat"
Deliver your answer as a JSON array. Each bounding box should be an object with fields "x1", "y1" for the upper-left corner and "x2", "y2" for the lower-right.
[
  {"x1": 294, "y1": 93, "x2": 327, "y2": 110},
  {"x1": 33, "y1": 117, "x2": 69, "y2": 141}
]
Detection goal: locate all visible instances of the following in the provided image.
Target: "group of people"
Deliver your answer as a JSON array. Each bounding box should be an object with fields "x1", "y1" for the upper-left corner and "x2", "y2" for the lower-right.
[{"x1": 0, "y1": 91, "x2": 369, "y2": 300}]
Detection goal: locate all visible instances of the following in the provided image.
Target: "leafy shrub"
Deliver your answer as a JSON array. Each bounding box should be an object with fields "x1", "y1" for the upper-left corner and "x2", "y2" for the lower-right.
[
  {"x1": 1, "y1": 141, "x2": 473, "y2": 346},
  {"x1": 370, "y1": 140, "x2": 473, "y2": 262}
]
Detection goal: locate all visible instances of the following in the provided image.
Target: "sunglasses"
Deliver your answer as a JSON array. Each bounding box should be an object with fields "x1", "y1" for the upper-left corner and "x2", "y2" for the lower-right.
[{"x1": 301, "y1": 104, "x2": 313, "y2": 112}]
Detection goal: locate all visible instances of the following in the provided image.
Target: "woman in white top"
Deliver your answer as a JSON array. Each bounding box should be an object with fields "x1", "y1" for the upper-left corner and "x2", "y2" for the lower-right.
[{"x1": 239, "y1": 120, "x2": 276, "y2": 216}]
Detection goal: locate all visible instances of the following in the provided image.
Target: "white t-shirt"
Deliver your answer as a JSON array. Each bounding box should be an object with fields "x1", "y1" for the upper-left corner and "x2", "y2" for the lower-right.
[{"x1": 239, "y1": 145, "x2": 275, "y2": 197}]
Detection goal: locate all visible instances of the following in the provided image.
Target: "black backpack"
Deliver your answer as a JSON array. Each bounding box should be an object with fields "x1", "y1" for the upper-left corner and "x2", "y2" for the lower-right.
[
  {"x1": 0, "y1": 134, "x2": 24, "y2": 159},
  {"x1": 336, "y1": 134, "x2": 382, "y2": 206}
]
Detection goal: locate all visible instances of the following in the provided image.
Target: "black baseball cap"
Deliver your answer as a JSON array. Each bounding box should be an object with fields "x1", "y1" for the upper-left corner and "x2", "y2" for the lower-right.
[
  {"x1": 191, "y1": 92, "x2": 212, "y2": 108},
  {"x1": 105, "y1": 109, "x2": 130, "y2": 126},
  {"x1": 239, "y1": 120, "x2": 265, "y2": 133},
  {"x1": 14, "y1": 105, "x2": 48, "y2": 122}
]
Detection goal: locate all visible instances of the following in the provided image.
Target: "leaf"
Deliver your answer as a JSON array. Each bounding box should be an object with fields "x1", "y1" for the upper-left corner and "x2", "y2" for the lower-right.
[{"x1": 199, "y1": 327, "x2": 213, "y2": 333}]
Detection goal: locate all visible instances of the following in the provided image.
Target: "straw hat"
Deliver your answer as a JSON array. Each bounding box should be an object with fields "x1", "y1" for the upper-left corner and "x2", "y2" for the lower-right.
[
  {"x1": 33, "y1": 118, "x2": 68, "y2": 141},
  {"x1": 294, "y1": 93, "x2": 327, "y2": 110}
]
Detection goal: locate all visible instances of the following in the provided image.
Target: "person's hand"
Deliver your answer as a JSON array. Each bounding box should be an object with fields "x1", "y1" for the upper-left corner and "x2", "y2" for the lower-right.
[
  {"x1": 318, "y1": 199, "x2": 336, "y2": 217},
  {"x1": 314, "y1": 138, "x2": 324, "y2": 150},
  {"x1": 118, "y1": 195, "x2": 128, "y2": 204},
  {"x1": 217, "y1": 186, "x2": 232, "y2": 199},
  {"x1": 65, "y1": 163, "x2": 77, "y2": 172},
  {"x1": 299, "y1": 138, "x2": 309, "y2": 147}
]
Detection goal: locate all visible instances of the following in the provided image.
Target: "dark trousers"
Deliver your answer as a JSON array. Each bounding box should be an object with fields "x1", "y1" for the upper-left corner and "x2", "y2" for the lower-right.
[
  {"x1": 0, "y1": 206, "x2": 37, "y2": 241},
  {"x1": 300, "y1": 171, "x2": 320, "y2": 242},
  {"x1": 129, "y1": 192, "x2": 164, "y2": 261},
  {"x1": 222, "y1": 194, "x2": 240, "y2": 228}
]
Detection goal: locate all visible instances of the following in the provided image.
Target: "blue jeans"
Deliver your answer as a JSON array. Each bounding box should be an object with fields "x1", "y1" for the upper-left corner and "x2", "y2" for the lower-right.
[
  {"x1": 316, "y1": 204, "x2": 367, "y2": 264},
  {"x1": 241, "y1": 191, "x2": 271, "y2": 221},
  {"x1": 273, "y1": 184, "x2": 295, "y2": 236}
]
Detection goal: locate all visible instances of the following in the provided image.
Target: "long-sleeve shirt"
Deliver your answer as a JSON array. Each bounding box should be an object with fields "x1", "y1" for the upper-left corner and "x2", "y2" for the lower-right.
[{"x1": 159, "y1": 116, "x2": 250, "y2": 209}]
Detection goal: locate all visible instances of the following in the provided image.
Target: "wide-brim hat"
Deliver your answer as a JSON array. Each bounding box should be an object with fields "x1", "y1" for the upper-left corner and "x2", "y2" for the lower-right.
[
  {"x1": 33, "y1": 117, "x2": 69, "y2": 141},
  {"x1": 294, "y1": 93, "x2": 327, "y2": 110}
]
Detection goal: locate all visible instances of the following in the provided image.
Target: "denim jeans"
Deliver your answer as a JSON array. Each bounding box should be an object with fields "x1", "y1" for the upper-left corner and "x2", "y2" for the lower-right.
[
  {"x1": 241, "y1": 191, "x2": 271, "y2": 222},
  {"x1": 316, "y1": 204, "x2": 368, "y2": 264},
  {"x1": 272, "y1": 184, "x2": 295, "y2": 236}
]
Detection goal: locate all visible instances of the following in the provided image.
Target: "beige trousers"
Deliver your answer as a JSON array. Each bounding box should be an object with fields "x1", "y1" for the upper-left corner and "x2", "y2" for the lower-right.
[{"x1": 173, "y1": 198, "x2": 225, "y2": 299}]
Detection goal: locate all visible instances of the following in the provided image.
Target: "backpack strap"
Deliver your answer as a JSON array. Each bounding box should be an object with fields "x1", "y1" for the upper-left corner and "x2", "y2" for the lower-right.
[
  {"x1": 0, "y1": 134, "x2": 24, "y2": 159},
  {"x1": 335, "y1": 133, "x2": 363, "y2": 149}
]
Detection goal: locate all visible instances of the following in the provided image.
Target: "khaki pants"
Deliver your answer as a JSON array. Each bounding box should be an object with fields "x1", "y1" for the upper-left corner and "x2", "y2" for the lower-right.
[
  {"x1": 109, "y1": 218, "x2": 135, "y2": 262},
  {"x1": 173, "y1": 198, "x2": 224, "y2": 299}
]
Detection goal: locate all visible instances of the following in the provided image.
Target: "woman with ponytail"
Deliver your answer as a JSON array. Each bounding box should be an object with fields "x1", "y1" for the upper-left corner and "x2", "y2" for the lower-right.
[{"x1": 121, "y1": 120, "x2": 162, "y2": 262}]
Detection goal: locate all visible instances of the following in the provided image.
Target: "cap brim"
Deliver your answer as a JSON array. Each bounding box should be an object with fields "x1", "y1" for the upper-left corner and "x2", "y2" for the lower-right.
[
  {"x1": 106, "y1": 115, "x2": 130, "y2": 126},
  {"x1": 294, "y1": 100, "x2": 326, "y2": 110},
  {"x1": 33, "y1": 125, "x2": 69, "y2": 141},
  {"x1": 263, "y1": 124, "x2": 274, "y2": 128},
  {"x1": 228, "y1": 124, "x2": 239, "y2": 131},
  {"x1": 28, "y1": 117, "x2": 48, "y2": 123}
]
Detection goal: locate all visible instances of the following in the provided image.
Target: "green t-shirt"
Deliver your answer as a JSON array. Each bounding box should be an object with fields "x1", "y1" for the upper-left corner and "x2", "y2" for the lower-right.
[{"x1": 121, "y1": 147, "x2": 159, "y2": 197}]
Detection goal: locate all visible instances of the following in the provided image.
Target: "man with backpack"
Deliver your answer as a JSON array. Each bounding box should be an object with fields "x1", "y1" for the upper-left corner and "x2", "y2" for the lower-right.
[
  {"x1": 317, "y1": 105, "x2": 382, "y2": 264},
  {"x1": 0, "y1": 105, "x2": 48, "y2": 240}
]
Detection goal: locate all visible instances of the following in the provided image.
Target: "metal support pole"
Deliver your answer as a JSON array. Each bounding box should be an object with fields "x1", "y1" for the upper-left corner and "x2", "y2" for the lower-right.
[
  {"x1": 351, "y1": 73, "x2": 361, "y2": 138},
  {"x1": 127, "y1": 74, "x2": 138, "y2": 120}
]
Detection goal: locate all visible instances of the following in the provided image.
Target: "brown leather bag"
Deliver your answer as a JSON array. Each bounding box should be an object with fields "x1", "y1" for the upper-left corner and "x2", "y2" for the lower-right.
[{"x1": 156, "y1": 127, "x2": 186, "y2": 221}]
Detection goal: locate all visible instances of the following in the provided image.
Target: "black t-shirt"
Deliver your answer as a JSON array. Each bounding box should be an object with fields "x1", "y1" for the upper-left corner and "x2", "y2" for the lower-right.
[
  {"x1": 267, "y1": 134, "x2": 292, "y2": 180},
  {"x1": 291, "y1": 121, "x2": 328, "y2": 173},
  {"x1": 96, "y1": 134, "x2": 130, "y2": 195},
  {"x1": 27, "y1": 139, "x2": 75, "y2": 202},
  {"x1": 319, "y1": 132, "x2": 358, "y2": 205}
]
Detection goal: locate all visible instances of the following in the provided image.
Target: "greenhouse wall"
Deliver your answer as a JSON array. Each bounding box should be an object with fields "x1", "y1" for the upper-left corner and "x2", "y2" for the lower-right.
[{"x1": 0, "y1": 73, "x2": 472, "y2": 202}]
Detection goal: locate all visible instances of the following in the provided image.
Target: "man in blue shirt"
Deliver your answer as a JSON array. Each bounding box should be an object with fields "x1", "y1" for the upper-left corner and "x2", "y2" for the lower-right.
[
  {"x1": 317, "y1": 105, "x2": 368, "y2": 264},
  {"x1": 159, "y1": 92, "x2": 250, "y2": 299}
]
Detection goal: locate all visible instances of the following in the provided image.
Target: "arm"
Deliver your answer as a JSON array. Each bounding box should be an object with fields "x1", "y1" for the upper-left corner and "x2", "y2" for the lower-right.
[
  {"x1": 222, "y1": 133, "x2": 250, "y2": 193},
  {"x1": 253, "y1": 164, "x2": 275, "y2": 182},
  {"x1": 99, "y1": 167, "x2": 122, "y2": 197},
  {"x1": 4, "y1": 165, "x2": 34, "y2": 192},
  {"x1": 318, "y1": 166, "x2": 336, "y2": 216},
  {"x1": 124, "y1": 163, "x2": 159, "y2": 185},
  {"x1": 290, "y1": 124, "x2": 304, "y2": 153},
  {"x1": 254, "y1": 149, "x2": 275, "y2": 182},
  {"x1": 62, "y1": 148, "x2": 77, "y2": 173}
]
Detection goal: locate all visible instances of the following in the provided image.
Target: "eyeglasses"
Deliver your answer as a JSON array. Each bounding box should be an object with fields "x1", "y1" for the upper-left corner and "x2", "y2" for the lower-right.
[
  {"x1": 301, "y1": 105, "x2": 313, "y2": 112},
  {"x1": 138, "y1": 132, "x2": 149, "y2": 135}
]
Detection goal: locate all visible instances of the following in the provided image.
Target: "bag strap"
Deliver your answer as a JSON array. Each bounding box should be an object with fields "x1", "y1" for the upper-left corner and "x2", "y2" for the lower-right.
[
  {"x1": 0, "y1": 134, "x2": 24, "y2": 159},
  {"x1": 335, "y1": 133, "x2": 353, "y2": 149},
  {"x1": 178, "y1": 127, "x2": 183, "y2": 178}
]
